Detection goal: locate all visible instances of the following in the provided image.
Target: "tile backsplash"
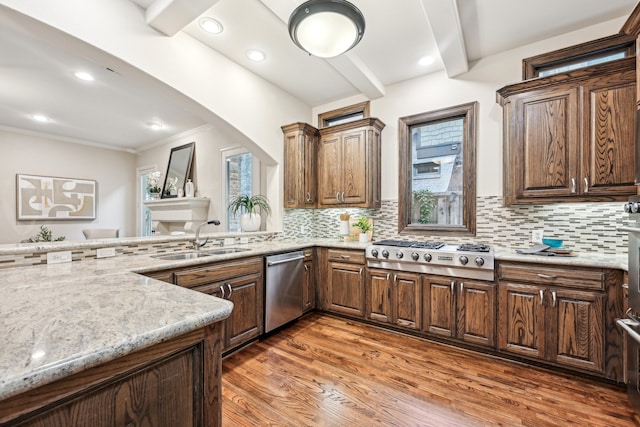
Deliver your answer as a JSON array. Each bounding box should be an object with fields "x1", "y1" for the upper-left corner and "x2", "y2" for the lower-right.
[{"x1": 283, "y1": 196, "x2": 629, "y2": 255}]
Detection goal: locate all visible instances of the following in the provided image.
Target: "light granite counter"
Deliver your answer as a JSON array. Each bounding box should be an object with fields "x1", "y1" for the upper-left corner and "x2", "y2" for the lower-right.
[{"x1": 0, "y1": 236, "x2": 626, "y2": 402}]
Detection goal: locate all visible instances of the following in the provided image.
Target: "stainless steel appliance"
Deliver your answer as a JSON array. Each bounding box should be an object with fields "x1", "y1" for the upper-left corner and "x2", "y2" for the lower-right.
[
  {"x1": 365, "y1": 239, "x2": 494, "y2": 281},
  {"x1": 264, "y1": 251, "x2": 304, "y2": 333},
  {"x1": 618, "y1": 196, "x2": 640, "y2": 411}
]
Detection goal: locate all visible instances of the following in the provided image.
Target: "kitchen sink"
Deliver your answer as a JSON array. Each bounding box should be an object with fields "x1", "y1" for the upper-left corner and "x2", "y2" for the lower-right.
[
  {"x1": 204, "y1": 248, "x2": 251, "y2": 255},
  {"x1": 151, "y1": 251, "x2": 213, "y2": 260}
]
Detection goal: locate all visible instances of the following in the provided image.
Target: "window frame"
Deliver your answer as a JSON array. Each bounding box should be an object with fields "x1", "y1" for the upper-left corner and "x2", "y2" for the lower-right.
[
  {"x1": 398, "y1": 102, "x2": 477, "y2": 236},
  {"x1": 522, "y1": 33, "x2": 635, "y2": 80},
  {"x1": 318, "y1": 101, "x2": 370, "y2": 128}
]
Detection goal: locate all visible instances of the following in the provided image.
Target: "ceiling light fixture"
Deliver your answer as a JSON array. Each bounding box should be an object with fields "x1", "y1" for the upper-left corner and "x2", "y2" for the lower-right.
[
  {"x1": 246, "y1": 49, "x2": 266, "y2": 62},
  {"x1": 74, "y1": 71, "x2": 94, "y2": 81},
  {"x1": 147, "y1": 122, "x2": 163, "y2": 131},
  {"x1": 419, "y1": 56, "x2": 434, "y2": 66},
  {"x1": 199, "y1": 17, "x2": 223, "y2": 34},
  {"x1": 288, "y1": 0, "x2": 365, "y2": 58},
  {"x1": 32, "y1": 114, "x2": 49, "y2": 123}
]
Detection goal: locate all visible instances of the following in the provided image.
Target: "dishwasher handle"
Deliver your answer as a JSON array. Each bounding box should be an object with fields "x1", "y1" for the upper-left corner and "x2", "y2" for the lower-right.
[{"x1": 267, "y1": 255, "x2": 305, "y2": 266}]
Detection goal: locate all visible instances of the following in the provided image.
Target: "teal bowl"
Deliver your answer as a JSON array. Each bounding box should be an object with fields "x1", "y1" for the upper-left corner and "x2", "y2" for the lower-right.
[{"x1": 542, "y1": 238, "x2": 563, "y2": 248}]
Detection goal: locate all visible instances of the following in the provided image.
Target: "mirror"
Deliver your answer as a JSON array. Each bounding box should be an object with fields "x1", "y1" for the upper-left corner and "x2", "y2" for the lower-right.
[{"x1": 162, "y1": 142, "x2": 195, "y2": 198}]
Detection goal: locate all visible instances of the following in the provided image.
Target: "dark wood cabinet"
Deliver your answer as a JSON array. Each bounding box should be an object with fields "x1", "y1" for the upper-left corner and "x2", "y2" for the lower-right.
[
  {"x1": 497, "y1": 262, "x2": 606, "y2": 374},
  {"x1": 157, "y1": 257, "x2": 264, "y2": 353},
  {"x1": 320, "y1": 249, "x2": 365, "y2": 318},
  {"x1": 303, "y1": 248, "x2": 316, "y2": 313},
  {"x1": 281, "y1": 123, "x2": 318, "y2": 208},
  {"x1": 498, "y1": 57, "x2": 636, "y2": 204},
  {"x1": 318, "y1": 118, "x2": 384, "y2": 208},
  {"x1": 1, "y1": 326, "x2": 224, "y2": 427},
  {"x1": 423, "y1": 276, "x2": 496, "y2": 348},
  {"x1": 366, "y1": 269, "x2": 421, "y2": 329}
]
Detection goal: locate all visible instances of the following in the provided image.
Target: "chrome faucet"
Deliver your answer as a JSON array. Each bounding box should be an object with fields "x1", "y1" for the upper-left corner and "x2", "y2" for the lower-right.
[{"x1": 193, "y1": 220, "x2": 220, "y2": 250}]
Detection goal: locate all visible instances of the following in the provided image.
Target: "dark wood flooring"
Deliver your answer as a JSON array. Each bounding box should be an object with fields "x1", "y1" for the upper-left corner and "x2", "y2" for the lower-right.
[{"x1": 222, "y1": 313, "x2": 636, "y2": 426}]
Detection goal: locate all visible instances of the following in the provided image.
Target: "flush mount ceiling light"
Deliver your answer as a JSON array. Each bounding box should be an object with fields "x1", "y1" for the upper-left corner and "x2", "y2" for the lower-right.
[
  {"x1": 74, "y1": 71, "x2": 94, "y2": 81},
  {"x1": 199, "y1": 17, "x2": 223, "y2": 34},
  {"x1": 147, "y1": 122, "x2": 163, "y2": 131},
  {"x1": 246, "y1": 49, "x2": 266, "y2": 62},
  {"x1": 32, "y1": 114, "x2": 49, "y2": 123},
  {"x1": 288, "y1": 0, "x2": 365, "y2": 58}
]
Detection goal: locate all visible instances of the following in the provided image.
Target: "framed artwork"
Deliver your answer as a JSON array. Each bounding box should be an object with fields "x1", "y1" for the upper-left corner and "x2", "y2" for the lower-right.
[{"x1": 16, "y1": 174, "x2": 96, "y2": 220}]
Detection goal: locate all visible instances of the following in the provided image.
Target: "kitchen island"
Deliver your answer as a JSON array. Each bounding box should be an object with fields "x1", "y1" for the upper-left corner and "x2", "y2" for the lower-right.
[{"x1": 0, "y1": 260, "x2": 233, "y2": 426}]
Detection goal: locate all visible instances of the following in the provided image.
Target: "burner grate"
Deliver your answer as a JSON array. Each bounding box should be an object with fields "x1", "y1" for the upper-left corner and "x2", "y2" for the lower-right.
[
  {"x1": 457, "y1": 244, "x2": 491, "y2": 253},
  {"x1": 410, "y1": 242, "x2": 445, "y2": 249},
  {"x1": 372, "y1": 240, "x2": 446, "y2": 249}
]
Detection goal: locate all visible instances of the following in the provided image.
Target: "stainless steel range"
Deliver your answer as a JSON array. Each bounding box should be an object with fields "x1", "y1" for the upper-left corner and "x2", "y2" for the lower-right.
[{"x1": 365, "y1": 239, "x2": 494, "y2": 281}]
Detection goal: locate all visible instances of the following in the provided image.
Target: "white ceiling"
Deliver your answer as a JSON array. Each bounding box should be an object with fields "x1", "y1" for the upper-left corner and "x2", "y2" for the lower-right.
[{"x1": 0, "y1": 0, "x2": 637, "y2": 151}]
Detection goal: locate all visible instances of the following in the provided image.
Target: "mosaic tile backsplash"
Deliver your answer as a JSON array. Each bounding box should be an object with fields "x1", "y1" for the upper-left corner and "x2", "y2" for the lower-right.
[{"x1": 283, "y1": 196, "x2": 630, "y2": 255}]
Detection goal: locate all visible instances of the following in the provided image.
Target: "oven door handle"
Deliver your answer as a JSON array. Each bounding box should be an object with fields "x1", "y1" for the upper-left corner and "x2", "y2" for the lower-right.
[
  {"x1": 617, "y1": 226, "x2": 640, "y2": 233},
  {"x1": 617, "y1": 318, "x2": 640, "y2": 344}
]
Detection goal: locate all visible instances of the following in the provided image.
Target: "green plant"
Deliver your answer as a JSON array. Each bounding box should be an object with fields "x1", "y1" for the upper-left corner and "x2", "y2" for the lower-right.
[
  {"x1": 413, "y1": 189, "x2": 435, "y2": 224},
  {"x1": 353, "y1": 216, "x2": 371, "y2": 233},
  {"x1": 21, "y1": 225, "x2": 65, "y2": 243},
  {"x1": 147, "y1": 171, "x2": 162, "y2": 193},
  {"x1": 227, "y1": 194, "x2": 271, "y2": 217}
]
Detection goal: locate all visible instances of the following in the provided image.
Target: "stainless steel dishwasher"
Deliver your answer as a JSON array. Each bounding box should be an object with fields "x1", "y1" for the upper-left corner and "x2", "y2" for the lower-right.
[{"x1": 264, "y1": 251, "x2": 304, "y2": 333}]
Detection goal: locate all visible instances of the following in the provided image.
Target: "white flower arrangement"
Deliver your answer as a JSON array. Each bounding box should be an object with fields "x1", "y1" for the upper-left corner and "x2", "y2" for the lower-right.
[
  {"x1": 165, "y1": 176, "x2": 179, "y2": 195},
  {"x1": 147, "y1": 171, "x2": 162, "y2": 194}
]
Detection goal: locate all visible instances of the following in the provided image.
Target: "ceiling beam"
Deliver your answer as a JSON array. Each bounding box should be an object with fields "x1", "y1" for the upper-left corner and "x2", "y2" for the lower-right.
[
  {"x1": 260, "y1": 0, "x2": 385, "y2": 100},
  {"x1": 420, "y1": 0, "x2": 468, "y2": 77},
  {"x1": 145, "y1": 0, "x2": 220, "y2": 36}
]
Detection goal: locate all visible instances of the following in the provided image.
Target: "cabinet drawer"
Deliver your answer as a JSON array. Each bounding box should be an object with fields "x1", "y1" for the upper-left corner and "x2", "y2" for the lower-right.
[
  {"x1": 174, "y1": 256, "x2": 263, "y2": 288},
  {"x1": 144, "y1": 269, "x2": 174, "y2": 284},
  {"x1": 498, "y1": 262, "x2": 604, "y2": 290},
  {"x1": 327, "y1": 249, "x2": 365, "y2": 264}
]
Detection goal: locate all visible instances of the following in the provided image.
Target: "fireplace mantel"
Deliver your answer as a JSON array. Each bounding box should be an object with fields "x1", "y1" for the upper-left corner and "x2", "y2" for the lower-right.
[{"x1": 143, "y1": 197, "x2": 210, "y2": 233}]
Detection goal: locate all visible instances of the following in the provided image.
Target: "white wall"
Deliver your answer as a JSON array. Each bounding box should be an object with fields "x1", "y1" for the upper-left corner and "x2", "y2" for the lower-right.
[
  {"x1": 0, "y1": 128, "x2": 136, "y2": 243},
  {"x1": 312, "y1": 17, "x2": 627, "y2": 201}
]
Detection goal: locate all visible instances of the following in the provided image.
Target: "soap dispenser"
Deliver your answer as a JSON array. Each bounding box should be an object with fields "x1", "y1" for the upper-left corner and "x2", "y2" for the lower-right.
[{"x1": 185, "y1": 179, "x2": 195, "y2": 198}]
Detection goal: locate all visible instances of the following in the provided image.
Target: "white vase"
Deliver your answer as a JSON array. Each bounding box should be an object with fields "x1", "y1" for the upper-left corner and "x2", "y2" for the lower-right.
[
  {"x1": 185, "y1": 179, "x2": 195, "y2": 198},
  {"x1": 359, "y1": 232, "x2": 369, "y2": 243},
  {"x1": 240, "y1": 213, "x2": 261, "y2": 232}
]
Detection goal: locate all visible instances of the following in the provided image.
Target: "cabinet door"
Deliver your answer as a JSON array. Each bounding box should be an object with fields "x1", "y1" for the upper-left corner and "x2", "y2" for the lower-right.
[
  {"x1": 511, "y1": 87, "x2": 580, "y2": 200},
  {"x1": 326, "y1": 261, "x2": 365, "y2": 317},
  {"x1": 367, "y1": 269, "x2": 392, "y2": 323},
  {"x1": 304, "y1": 131, "x2": 318, "y2": 206},
  {"x1": 393, "y1": 272, "x2": 421, "y2": 330},
  {"x1": 341, "y1": 129, "x2": 367, "y2": 204},
  {"x1": 225, "y1": 273, "x2": 263, "y2": 350},
  {"x1": 303, "y1": 260, "x2": 315, "y2": 313},
  {"x1": 457, "y1": 280, "x2": 496, "y2": 347},
  {"x1": 318, "y1": 132, "x2": 342, "y2": 206},
  {"x1": 498, "y1": 283, "x2": 546, "y2": 359},
  {"x1": 583, "y1": 74, "x2": 636, "y2": 196},
  {"x1": 283, "y1": 129, "x2": 304, "y2": 208},
  {"x1": 548, "y1": 288, "x2": 605, "y2": 373},
  {"x1": 422, "y1": 276, "x2": 455, "y2": 337}
]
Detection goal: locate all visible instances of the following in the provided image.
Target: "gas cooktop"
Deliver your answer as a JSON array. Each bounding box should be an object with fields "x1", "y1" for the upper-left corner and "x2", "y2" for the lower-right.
[{"x1": 366, "y1": 239, "x2": 494, "y2": 281}]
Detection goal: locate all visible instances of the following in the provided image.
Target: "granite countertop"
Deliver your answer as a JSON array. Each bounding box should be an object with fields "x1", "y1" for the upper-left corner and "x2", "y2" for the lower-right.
[{"x1": 0, "y1": 237, "x2": 626, "y2": 402}]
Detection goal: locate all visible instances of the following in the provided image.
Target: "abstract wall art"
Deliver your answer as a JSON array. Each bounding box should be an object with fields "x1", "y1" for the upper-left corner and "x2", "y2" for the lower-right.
[{"x1": 16, "y1": 174, "x2": 96, "y2": 220}]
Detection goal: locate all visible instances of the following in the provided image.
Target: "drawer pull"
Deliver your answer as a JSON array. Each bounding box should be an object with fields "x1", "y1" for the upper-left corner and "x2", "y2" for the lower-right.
[
  {"x1": 571, "y1": 178, "x2": 576, "y2": 193},
  {"x1": 460, "y1": 282, "x2": 464, "y2": 293},
  {"x1": 304, "y1": 264, "x2": 310, "y2": 272},
  {"x1": 451, "y1": 280, "x2": 455, "y2": 292},
  {"x1": 539, "y1": 289, "x2": 544, "y2": 305},
  {"x1": 359, "y1": 267, "x2": 363, "y2": 276},
  {"x1": 226, "y1": 283, "x2": 233, "y2": 297},
  {"x1": 336, "y1": 192, "x2": 340, "y2": 202},
  {"x1": 584, "y1": 177, "x2": 589, "y2": 193},
  {"x1": 551, "y1": 290, "x2": 556, "y2": 307},
  {"x1": 537, "y1": 273, "x2": 557, "y2": 279},
  {"x1": 220, "y1": 285, "x2": 226, "y2": 299},
  {"x1": 340, "y1": 255, "x2": 351, "y2": 259}
]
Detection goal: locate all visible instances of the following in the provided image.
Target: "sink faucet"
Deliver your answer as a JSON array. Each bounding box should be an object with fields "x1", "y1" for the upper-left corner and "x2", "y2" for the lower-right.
[{"x1": 193, "y1": 220, "x2": 220, "y2": 250}]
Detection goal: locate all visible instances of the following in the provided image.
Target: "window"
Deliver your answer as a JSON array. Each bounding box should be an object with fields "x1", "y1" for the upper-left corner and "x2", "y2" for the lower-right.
[
  {"x1": 223, "y1": 148, "x2": 260, "y2": 232},
  {"x1": 522, "y1": 33, "x2": 635, "y2": 79},
  {"x1": 318, "y1": 101, "x2": 370, "y2": 128},
  {"x1": 398, "y1": 102, "x2": 477, "y2": 236}
]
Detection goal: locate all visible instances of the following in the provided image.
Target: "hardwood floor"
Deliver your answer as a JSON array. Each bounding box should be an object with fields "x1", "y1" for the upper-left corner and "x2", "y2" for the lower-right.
[{"x1": 222, "y1": 313, "x2": 636, "y2": 426}]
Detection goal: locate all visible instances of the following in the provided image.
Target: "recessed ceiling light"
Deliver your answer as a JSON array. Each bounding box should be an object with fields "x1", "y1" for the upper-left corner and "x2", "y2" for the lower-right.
[
  {"x1": 147, "y1": 122, "x2": 163, "y2": 131},
  {"x1": 74, "y1": 71, "x2": 94, "y2": 81},
  {"x1": 246, "y1": 49, "x2": 266, "y2": 62},
  {"x1": 32, "y1": 114, "x2": 49, "y2": 123},
  {"x1": 200, "y1": 18, "x2": 223, "y2": 34},
  {"x1": 419, "y1": 56, "x2": 434, "y2": 66}
]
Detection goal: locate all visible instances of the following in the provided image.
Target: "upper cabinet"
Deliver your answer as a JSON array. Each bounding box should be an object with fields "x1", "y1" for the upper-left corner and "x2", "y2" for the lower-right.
[
  {"x1": 318, "y1": 118, "x2": 384, "y2": 208},
  {"x1": 497, "y1": 57, "x2": 636, "y2": 205},
  {"x1": 282, "y1": 117, "x2": 384, "y2": 209},
  {"x1": 281, "y1": 123, "x2": 319, "y2": 208}
]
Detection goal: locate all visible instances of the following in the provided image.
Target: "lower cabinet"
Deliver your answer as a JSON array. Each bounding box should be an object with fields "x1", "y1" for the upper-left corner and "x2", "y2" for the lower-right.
[
  {"x1": 149, "y1": 256, "x2": 264, "y2": 354},
  {"x1": 303, "y1": 248, "x2": 316, "y2": 313},
  {"x1": 321, "y1": 249, "x2": 366, "y2": 318},
  {"x1": 422, "y1": 276, "x2": 496, "y2": 348},
  {"x1": 367, "y1": 268, "x2": 421, "y2": 329},
  {"x1": 497, "y1": 262, "x2": 607, "y2": 375}
]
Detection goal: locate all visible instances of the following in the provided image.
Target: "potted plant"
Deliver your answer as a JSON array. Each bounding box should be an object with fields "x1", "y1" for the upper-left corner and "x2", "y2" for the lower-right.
[
  {"x1": 147, "y1": 171, "x2": 162, "y2": 199},
  {"x1": 227, "y1": 194, "x2": 271, "y2": 232},
  {"x1": 353, "y1": 216, "x2": 371, "y2": 242}
]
